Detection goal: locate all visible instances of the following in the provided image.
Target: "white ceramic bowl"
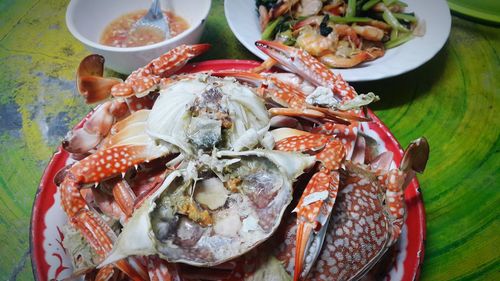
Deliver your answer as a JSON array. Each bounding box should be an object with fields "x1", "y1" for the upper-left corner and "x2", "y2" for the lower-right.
[{"x1": 66, "y1": 0, "x2": 211, "y2": 74}]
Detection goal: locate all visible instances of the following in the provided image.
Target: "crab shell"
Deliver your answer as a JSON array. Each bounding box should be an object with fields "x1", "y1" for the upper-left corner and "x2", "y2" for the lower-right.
[
  {"x1": 101, "y1": 150, "x2": 315, "y2": 267},
  {"x1": 279, "y1": 161, "x2": 394, "y2": 280},
  {"x1": 98, "y1": 75, "x2": 317, "y2": 267},
  {"x1": 146, "y1": 75, "x2": 273, "y2": 154},
  {"x1": 226, "y1": 136, "x2": 428, "y2": 281}
]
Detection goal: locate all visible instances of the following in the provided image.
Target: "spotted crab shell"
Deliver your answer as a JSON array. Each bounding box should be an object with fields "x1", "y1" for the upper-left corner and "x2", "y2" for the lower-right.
[{"x1": 101, "y1": 150, "x2": 315, "y2": 267}]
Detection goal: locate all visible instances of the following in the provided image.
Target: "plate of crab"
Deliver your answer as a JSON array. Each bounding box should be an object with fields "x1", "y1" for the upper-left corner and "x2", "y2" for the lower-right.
[{"x1": 30, "y1": 41, "x2": 429, "y2": 281}]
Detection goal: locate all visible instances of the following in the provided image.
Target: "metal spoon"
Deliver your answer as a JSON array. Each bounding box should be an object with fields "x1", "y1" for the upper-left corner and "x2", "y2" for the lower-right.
[{"x1": 131, "y1": 0, "x2": 171, "y2": 39}]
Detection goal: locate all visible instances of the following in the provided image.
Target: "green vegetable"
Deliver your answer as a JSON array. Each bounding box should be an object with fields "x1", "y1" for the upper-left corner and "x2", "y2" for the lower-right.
[
  {"x1": 276, "y1": 16, "x2": 297, "y2": 33},
  {"x1": 396, "y1": 1, "x2": 408, "y2": 7},
  {"x1": 385, "y1": 32, "x2": 413, "y2": 48},
  {"x1": 329, "y1": 16, "x2": 372, "y2": 24},
  {"x1": 393, "y1": 12, "x2": 417, "y2": 23},
  {"x1": 382, "y1": 0, "x2": 397, "y2": 6},
  {"x1": 362, "y1": 0, "x2": 381, "y2": 11},
  {"x1": 390, "y1": 28, "x2": 399, "y2": 40},
  {"x1": 262, "y1": 16, "x2": 283, "y2": 40},
  {"x1": 382, "y1": 8, "x2": 409, "y2": 32},
  {"x1": 346, "y1": 0, "x2": 357, "y2": 17},
  {"x1": 277, "y1": 30, "x2": 296, "y2": 46}
]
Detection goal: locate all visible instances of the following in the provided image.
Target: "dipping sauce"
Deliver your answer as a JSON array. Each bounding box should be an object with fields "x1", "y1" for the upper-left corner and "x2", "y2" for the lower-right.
[{"x1": 100, "y1": 10, "x2": 189, "y2": 48}]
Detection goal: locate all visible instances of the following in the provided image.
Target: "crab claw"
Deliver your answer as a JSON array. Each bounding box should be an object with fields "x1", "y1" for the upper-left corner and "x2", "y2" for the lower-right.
[
  {"x1": 111, "y1": 44, "x2": 211, "y2": 98},
  {"x1": 69, "y1": 143, "x2": 169, "y2": 184},
  {"x1": 214, "y1": 71, "x2": 366, "y2": 123},
  {"x1": 255, "y1": 40, "x2": 358, "y2": 101},
  {"x1": 274, "y1": 131, "x2": 346, "y2": 280},
  {"x1": 401, "y1": 137, "x2": 430, "y2": 174},
  {"x1": 150, "y1": 43, "x2": 211, "y2": 75},
  {"x1": 293, "y1": 169, "x2": 341, "y2": 281},
  {"x1": 77, "y1": 54, "x2": 122, "y2": 103},
  {"x1": 385, "y1": 137, "x2": 430, "y2": 246}
]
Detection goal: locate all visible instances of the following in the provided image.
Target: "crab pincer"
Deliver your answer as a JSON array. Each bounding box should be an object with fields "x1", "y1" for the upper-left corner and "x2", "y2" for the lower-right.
[
  {"x1": 212, "y1": 71, "x2": 366, "y2": 123},
  {"x1": 110, "y1": 44, "x2": 211, "y2": 98},
  {"x1": 255, "y1": 40, "x2": 358, "y2": 101},
  {"x1": 273, "y1": 128, "x2": 346, "y2": 281},
  {"x1": 254, "y1": 40, "x2": 383, "y2": 161}
]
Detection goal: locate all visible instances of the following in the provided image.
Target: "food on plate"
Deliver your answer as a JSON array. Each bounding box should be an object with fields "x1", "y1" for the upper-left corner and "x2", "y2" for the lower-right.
[
  {"x1": 56, "y1": 41, "x2": 429, "y2": 280},
  {"x1": 100, "y1": 10, "x2": 189, "y2": 47},
  {"x1": 256, "y1": 0, "x2": 424, "y2": 68}
]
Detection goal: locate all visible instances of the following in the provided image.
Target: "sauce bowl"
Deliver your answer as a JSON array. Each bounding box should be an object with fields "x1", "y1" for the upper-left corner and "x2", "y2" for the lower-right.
[{"x1": 66, "y1": 0, "x2": 211, "y2": 74}]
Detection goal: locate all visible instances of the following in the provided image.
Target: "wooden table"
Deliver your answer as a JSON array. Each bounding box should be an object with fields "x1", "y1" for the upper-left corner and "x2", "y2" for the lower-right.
[{"x1": 0, "y1": 0, "x2": 498, "y2": 280}]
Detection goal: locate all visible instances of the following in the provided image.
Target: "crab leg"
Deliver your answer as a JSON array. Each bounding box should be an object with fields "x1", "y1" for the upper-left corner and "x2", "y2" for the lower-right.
[
  {"x1": 60, "y1": 177, "x2": 149, "y2": 280},
  {"x1": 213, "y1": 71, "x2": 365, "y2": 122},
  {"x1": 311, "y1": 122, "x2": 359, "y2": 159},
  {"x1": 110, "y1": 179, "x2": 137, "y2": 218},
  {"x1": 146, "y1": 255, "x2": 182, "y2": 281},
  {"x1": 110, "y1": 44, "x2": 211, "y2": 98},
  {"x1": 384, "y1": 137, "x2": 429, "y2": 246},
  {"x1": 255, "y1": 40, "x2": 358, "y2": 101},
  {"x1": 254, "y1": 40, "x2": 376, "y2": 158},
  {"x1": 62, "y1": 100, "x2": 129, "y2": 155},
  {"x1": 95, "y1": 265, "x2": 116, "y2": 280},
  {"x1": 77, "y1": 54, "x2": 122, "y2": 104},
  {"x1": 274, "y1": 130, "x2": 346, "y2": 281}
]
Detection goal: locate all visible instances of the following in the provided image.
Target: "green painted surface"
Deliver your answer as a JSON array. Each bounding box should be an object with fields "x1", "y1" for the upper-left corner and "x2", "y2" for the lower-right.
[
  {"x1": 447, "y1": 0, "x2": 500, "y2": 24},
  {"x1": 0, "y1": 0, "x2": 498, "y2": 280}
]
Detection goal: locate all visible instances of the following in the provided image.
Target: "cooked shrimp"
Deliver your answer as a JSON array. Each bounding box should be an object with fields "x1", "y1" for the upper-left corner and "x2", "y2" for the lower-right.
[
  {"x1": 296, "y1": 25, "x2": 338, "y2": 56},
  {"x1": 352, "y1": 25, "x2": 385, "y2": 41},
  {"x1": 320, "y1": 51, "x2": 371, "y2": 68}
]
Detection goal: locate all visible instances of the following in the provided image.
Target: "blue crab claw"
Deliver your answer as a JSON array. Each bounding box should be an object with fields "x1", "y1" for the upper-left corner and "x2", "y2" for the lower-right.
[
  {"x1": 255, "y1": 40, "x2": 359, "y2": 101},
  {"x1": 293, "y1": 170, "x2": 340, "y2": 281}
]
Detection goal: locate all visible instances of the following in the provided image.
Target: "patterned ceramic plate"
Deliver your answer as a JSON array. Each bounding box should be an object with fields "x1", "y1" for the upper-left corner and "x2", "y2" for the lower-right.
[{"x1": 30, "y1": 60, "x2": 425, "y2": 280}]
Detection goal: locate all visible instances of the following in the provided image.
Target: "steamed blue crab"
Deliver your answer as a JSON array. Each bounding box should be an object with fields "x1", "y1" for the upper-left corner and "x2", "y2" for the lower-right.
[{"x1": 82, "y1": 74, "x2": 317, "y2": 267}]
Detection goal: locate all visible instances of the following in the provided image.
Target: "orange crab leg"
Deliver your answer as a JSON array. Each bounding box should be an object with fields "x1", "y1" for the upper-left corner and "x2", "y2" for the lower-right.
[
  {"x1": 111, "y1": 179, "x2": 136, "y2": 217},
  {"x1": 212, "y1": 71, "x2": 308, "y2": 108},
  {"x1": 385, "y1": 169, "x2": 406, "y2": 245},
  {"x1": 146, "y1": 255, "x2": 181, "y2": 281},
  {"x1": 60, "y1": 178, "x2": 149, "y2": 280},
  {"x1": 62, "y1": 100, "x2": 129, "y2": 155},
  {"x1": 95, "y1": 265, "x2": 116, "y2": 281},
  {"x1": 111, "y1": 44, "x2": 211, "y2": 98},
  {"x1": 255, "y1": 40, "x2": 358, "y2": 101},
  {"x1": 275, "y1": 134, "x2": 346, "y2": 280},
  {"x1": 213, "y1": 71, "x2": 363, "y2": 122},
  {"x1": 69, "y1": 143, "x2": 166, "y2": 184},
  {"x1": 275, "y1": 133, "x2": 329, "y2": 152},
  {"x1": 77, "y1": 54, "x2": 122, "y2": 104},
  {"x1": 312, "y1": 122, "x2": 360, "y2": 159},
  {"x1": 384, "y1": 137, "x2": 429, "y2": 246},
  {"x1": 293, "y1": 169, "x2": 340, "y2": 281}
]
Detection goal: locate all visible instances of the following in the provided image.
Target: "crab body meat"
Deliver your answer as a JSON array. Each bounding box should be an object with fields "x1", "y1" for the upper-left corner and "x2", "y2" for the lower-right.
[
  {"x1": 102, "y1": 150, "x2": 315, "y2": 267},
  {"x1": 147, "y1": 75, "x2": 272, "y2": 155}
]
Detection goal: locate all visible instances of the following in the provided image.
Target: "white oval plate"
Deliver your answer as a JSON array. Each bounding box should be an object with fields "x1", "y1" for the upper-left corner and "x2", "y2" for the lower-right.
[{"x1": 224, "y1": 0, "x2": 451, "y2": 82}]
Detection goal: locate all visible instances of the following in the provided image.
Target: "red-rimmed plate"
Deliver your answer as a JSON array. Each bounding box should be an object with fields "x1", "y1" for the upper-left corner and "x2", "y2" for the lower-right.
[{"x1": 30, "y1": 60, "x2": 425, "y2": 281}]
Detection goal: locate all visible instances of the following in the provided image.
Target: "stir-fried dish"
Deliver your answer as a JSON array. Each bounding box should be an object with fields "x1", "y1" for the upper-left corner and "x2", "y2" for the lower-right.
[{"x1": 256, "y1": 0, "x2": 423, "y2": 68}]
